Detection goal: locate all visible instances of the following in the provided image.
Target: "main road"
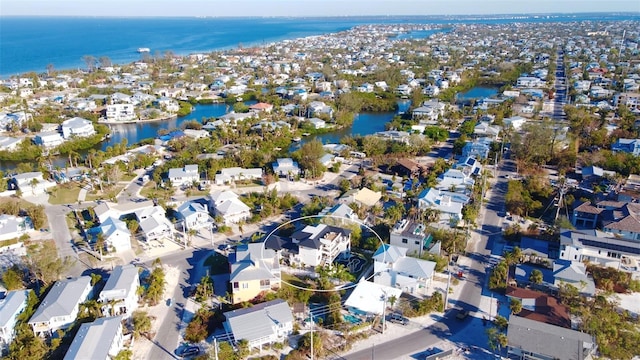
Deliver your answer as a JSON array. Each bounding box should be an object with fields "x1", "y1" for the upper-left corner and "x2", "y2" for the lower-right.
[{"x1": 343, "y1": 158, "x2": 509, "y2": 360}]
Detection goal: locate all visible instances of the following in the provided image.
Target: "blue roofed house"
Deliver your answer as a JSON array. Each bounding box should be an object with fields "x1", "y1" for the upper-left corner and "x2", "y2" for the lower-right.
[
  {"x1": 461, "y1": 140, "x2": 491, "y2": 160},
  {"x1": 0, "y1": 290, "x2": 29, "y2": 351},
  {"x1": 372, "y1": 244, "x2": 436, "y2": 295},
  {"x1": 63, "y1": 316, "x2": 125, "y2": 360},
  {"x1": 514, "y1": 259, "x2": 595, "y2": 296},
  {"x1": 417, "y1": 188, "x2": 469, "y2": 225},
  {"x1": 454, "y1": 156, "x2": 482, "y2": 177},
  {"x1": 612, "y1": 138, "x2": 640, "y2": 156},
  {"x1": 223, "y1": 299, "x2": 293, "y2": 349},
  {"x1": 29, "y1": 277, "x2": 93, "y2": 336}
]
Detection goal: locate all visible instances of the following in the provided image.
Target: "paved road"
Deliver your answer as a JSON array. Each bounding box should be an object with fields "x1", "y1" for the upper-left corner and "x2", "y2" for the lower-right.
[
  {"x1": 343, "y1": 160, "x2": 508, "y2": 360},
  {"x1": 145, "y1": 247, "x2": 213, "y2": 360},
  {"x1": 551, "y1": 49, "x2": 567, "y2": 121},
  {"x1": 44, "y1": 204, "x2": 87, "y2": 277}
]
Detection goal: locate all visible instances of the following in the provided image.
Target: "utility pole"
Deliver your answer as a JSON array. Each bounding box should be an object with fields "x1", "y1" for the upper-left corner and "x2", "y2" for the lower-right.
[
  {"x1": 381, "y1": 291, "x2": 387, "y2": 335},
  {"x1": 213, "y1": 338, "x2": 218, "y2": 360},
  {"x1": 554, "y1": 178, "x2": 567, "y2": 222},
  {"x1": 309, "y1": 310, "x2": 314, "y2": 360}
]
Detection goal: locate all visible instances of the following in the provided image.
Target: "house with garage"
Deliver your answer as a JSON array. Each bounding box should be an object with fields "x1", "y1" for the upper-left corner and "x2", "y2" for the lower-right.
[
  {"x1": 98, "y1": 265, "x2": 139, "y2": 318},
  {"x1": 29, "y1": 277, "x2": 93, "y2": 336},
  {"x1": 10, "y1": 171, "x2": 56, "y2": 196},
  {"x1": 223, "y1": 299, "x2": 293, "y2": 349},
  {"x1": 372, "y1": 244, "x2": 436, "y2": 295},
  {"x1": 63, "y1": 316, "x2": 125, "y2": 360},
  {"x1": 272, "y1": 158, "x2": 300, "y2": 178},
  {"x1": 229, "y1": 243, "x2": 281, "y2": 304}
]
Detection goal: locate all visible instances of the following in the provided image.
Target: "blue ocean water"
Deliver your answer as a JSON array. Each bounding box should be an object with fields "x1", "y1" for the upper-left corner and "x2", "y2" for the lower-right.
[{"x1": 1, "y1": 14, "x2": 638, "y2": 77}]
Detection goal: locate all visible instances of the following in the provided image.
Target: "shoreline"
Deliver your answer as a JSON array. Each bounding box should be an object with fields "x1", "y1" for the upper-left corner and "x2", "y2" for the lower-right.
[{"x1": 99, "y1": 114, "x2": 178, "y2": 125}]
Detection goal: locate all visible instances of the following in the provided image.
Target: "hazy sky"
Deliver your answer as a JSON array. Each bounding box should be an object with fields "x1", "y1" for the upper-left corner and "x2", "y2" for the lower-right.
[{"x1": 1, "y1": 0, "x2": 638, "y2": 17}]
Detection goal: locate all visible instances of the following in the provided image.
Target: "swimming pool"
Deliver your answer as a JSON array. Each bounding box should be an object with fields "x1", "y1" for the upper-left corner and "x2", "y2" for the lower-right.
[{"x1": 343, "y1": 314, "x2": 362, "y2": 324}]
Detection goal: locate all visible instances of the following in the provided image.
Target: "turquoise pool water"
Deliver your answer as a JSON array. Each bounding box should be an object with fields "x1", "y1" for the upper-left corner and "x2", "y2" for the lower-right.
[{"x1": 344, "y1": 314, "x2": 362, "y2": 324}]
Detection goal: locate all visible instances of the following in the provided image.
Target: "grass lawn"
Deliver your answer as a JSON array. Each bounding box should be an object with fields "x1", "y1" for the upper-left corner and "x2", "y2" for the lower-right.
[
  {"x1": 48, "y1": 184, "x2": 81, "y2": 205},
  {"x1": 204, "y1": 252, "x2": 230, "y2": 275},
  {"x1": 140, "y1": 181, "x2": 173, "y2": 200},
  {"x1": 281, "y1": 272, "x2": 308, "y2": 288},
  {"x1": 85, "y1": 185, "x2": 125, "y2": 201}
]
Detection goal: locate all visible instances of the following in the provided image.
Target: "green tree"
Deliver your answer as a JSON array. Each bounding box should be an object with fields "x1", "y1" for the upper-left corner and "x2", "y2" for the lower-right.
[
  {"x1": 132, "y1": 310, "x2": 152, "y2": 339},
  {"x1": 509, "y1": 298, "x2": 522, "y2": 314},
  {"x1": 1, "y1": 266, "x2": 23, "y2": 290},
  {"x1": 113, "y1": 349, "x2": 133, "y2": 360},
  {"x1": 184, "y1": 308, "x2": 213, "y2": 343},
  {"x1": 529, "y1": 269, "x2": 543, "y2": 285},
  {"x1": 7, "y1": 323, "x2": 48, "y2": 360},
  {"x1": 26, "y1": 241, "x2": 74, "y2": 286},
  {"x1": 293, "y1": 139, "x2": 325, "y2": 180}
]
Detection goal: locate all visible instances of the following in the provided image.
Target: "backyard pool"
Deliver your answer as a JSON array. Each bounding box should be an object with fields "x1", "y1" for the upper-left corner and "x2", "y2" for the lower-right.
[{"x1": 343, "y1": 314, "x2": 362, "y2": 324}]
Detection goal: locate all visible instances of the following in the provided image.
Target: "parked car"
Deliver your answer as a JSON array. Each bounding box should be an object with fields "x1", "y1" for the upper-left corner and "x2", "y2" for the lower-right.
[
  {"x1": 456, "y1": 309, "x2": 469, "y2": 320},
  {"x1": 180, "y1": 346, "x2": 200, "y2": 358},
  {"x1": 388, "y1": 313, "x2": 409, "y2": 325}
]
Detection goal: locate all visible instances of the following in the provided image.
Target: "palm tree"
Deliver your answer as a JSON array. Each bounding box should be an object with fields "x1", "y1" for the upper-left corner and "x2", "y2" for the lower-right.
[
  {"x1": 29, "y1": 178, "x2": 40, "y2": 195},
  {"x1": 186, "y1": 228, "x2": 197, "y2": 247}
]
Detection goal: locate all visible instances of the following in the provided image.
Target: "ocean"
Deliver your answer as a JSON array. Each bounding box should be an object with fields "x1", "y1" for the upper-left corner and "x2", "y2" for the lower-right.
[{"x1": 1, "y1": 13, "x2": 638, "y2": 78}]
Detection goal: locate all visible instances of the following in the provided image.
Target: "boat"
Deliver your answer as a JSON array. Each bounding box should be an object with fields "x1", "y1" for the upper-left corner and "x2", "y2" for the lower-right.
[{"x1": 137, "y1": 47, "x2": 151, "y2": 53}]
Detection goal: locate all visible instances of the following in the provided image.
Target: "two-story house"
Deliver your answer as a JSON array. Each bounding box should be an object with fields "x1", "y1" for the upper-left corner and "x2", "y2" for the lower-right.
[
  {"x1": 134, "y1": 206, "x2": 173, "y2": 242},
  {"x1": 29, "y1": 277, "x2": 93, "y2": 336},
  {"x1": 99, "y1": 216, "x2": 131, "y2": 253},
  {"x1": 229, "y1": 243, "x2": 281, "y2": 304},
  {"x1": 0, "y1": 290, "x2": 29, "y2": 351},
  {"x1": 167, "y1": 164, "x2": 199, "y2": 188},
  {"x1": 389, "y1": 219, "x2": 436, "y2": 257},
  {"x1": 98, "y1": 265, "x2": 140, "y2": 318},
  {"x1": 223, "y1": 299, "x2": 293, "y2": 349},
  {"x1": 267, "y1": 224, "x2": 351, "y2": 269},
  {"x1": 209, "y1": 190, "x2": 251, "y2": 225},
  {"x1": 106, "y1": 104, "x2": 136, "y2": 122},
  {"x1": 60, "y1": 117, "x2": 96, "y2": 139},
  {"x1": 372, "y1": 244, "x2": 436, "y2": 295},
  {"x1": 63, "y1": 316, "x2": 125, "y2": 360},
  {"x1": 176, "y1": 201, "x2": 213, "y2": 231}
]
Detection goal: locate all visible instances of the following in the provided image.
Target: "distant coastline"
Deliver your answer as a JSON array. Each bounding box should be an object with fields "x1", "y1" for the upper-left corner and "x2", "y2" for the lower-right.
[{"x1": 1, "y1": 13, "x2": 638, "y2": 78}]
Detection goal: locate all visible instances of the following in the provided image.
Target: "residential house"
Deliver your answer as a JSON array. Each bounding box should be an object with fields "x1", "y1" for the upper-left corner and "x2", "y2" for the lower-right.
[
  {"x1": 612, "y1": 138, "x2": 640, "y2": 156},
  {"x1": 560, "y1": 228, "x2": 640, "y2": 278},
  {"x1": 506, "y1": 315, "x2": 596, "y2": 360},
  {"x1": 417, "y1": 188, "x2": 469, "y2": 224},
  {"x1": 106, "y1": 104, "x2": 136, "y2": 122},
  {"x1": 272, "y1": 158, "x2": 300, "y2": 178},
  {"x1": 61, "y1": 117, "x2": 96, "y2": 139},
  {"x1": 473, "y1": 122, "x2": 501, "y2": 139},
  {"x1": 0, "y1": 290, "x2": 29, "y2": 350},
  {"x1": 29, "y1": 277, "x2": 93, "y2": 336},
  {"x1": 614, "y1": 92, "x2": 640, "y2": 111},
  {"x1": 209, "y1": 190, "x2": 251, "y2": 225},
  {"x1": 505, "y1": 287, "x2": 571, "y2": 328},
  {"x1": 514, "y1": 259, "x2": 596, "y2": 296},
  {"x1": 435, "y1": 169, "x2": 475, "y2": 194},
  {"x1": 503, "y1": 116, "x2": 527, "y2": 131},
  {"x1": 63, "y1": 316, "x2": 125, "y2": 360},
  {"x1": 389, "y1": 158, "x2": 423, "y2": 178},
  {"x1": 98, "y1": 265, "x2": 139, "y2": 318},
  {"x1": 389, "y1": 219, "x2": 435, "y2": 256},
  {"x1": 339, "y1": 187, "x2": 382, "y2": 208},
  {"x1": 0, "y1": 215, "x2": 28, "y2": 241},
  {"x1": 168, "y1": 164, "x2": 199, "y2": 188},
  {"x1": 307, "y1": 117, "x2": 326, "y2": 129},
  {"x1": 0, "y1": 136, "x2": 22, "y2": 151},
  {"x1": 266, "y1": 224, "x2": 351, "y2": 269},
  {"x1": 307, "y1": 101, "x2": 333, "y2": 119},
  {"x1": 223, "y1": 299, "x2": 293, "y2": 349},
  {"x1": 516, "y1": 76, "x2": 544, "y2": 88},
  {"x1": 454, "y1": 156, "x2": 482, "y2": 177},
  {"x1": 99, "y1": 216, "x2": 131, "y2": 253},
  {"x1": 10, "y1": 171, "x2": 56, "y2": 195},
  {"x1": 176, "y1": 200, "x2": 213, "y2": 231},
  {"x1": 229, "y1": 243, "x2": 281, "y2": 304},
  {"x1": 373, "y1": 244, "x2": 436, "y2": 295},
  {"x1": 134, "y1": 206, "x2": 173, "y2": 242},
  {"x1": 411, "y1": 100, "x2": 445, "y2": 122},
  {"x1": 461, "y1": 140, "x2": 491, "y2": 160},
  {"x1": 34, "y1": 132, "x2": 64, "y2": 148},
  {"x1": 318, "y1": 203, "x2": 359, "y2": 224},
  {"x1": 214, "y1": 167, "x2": 263, "y2": 185},
  {"x1": 345, "y1": 279, "x2": 402, "y2": 316}
]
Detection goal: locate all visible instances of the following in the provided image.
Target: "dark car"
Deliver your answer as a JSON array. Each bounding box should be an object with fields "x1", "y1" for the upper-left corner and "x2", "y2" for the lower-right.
[
  {"x1": 456, "y1": 309, "x2": 469, "y2": 320},
  {"x1": 180, "y1": 346, "x2": 200, "y2": 357},
  {"x1": 388, "y1": 313, "x2": 409, "y2": 325}
]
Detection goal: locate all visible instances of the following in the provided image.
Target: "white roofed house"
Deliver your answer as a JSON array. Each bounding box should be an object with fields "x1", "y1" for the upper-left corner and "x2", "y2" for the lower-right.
[
  {"x1": 98, "y1": 264, "x2": 139, "y2": 318},
  {"x1": 167, "y1": 164, "x2": 199, "y2": 188},
  {"x1": 345, "y1": 280, "x2": 402, "y2": 316},
  {"x1": 106, "y1": 103, "x2": 136, "y2": 122},
  {"x1": 99, "y1": 216, "x2": 131, "y2": 253},
  {"x1": 29, "y1": 276, "x2": 93, "y2": 336},
  {"x1": 0, "y1": 214, "x2": 29, "y2": 241},
  {"x1": 176, "y1": 200, "x2": 213, "y2": 231},
  {"x1": 272, "y1": 158, "x2": 300, "y2": 178},
  {"x1": 228, "y1": 243, "x2": 281, "y2": 304},
  {"x1": 63, "y1": 316, "x2": 125, "y2": 360},
  {"x1": 209, "y1": 190, "x2": 251, "y2": 225},
  {"x1": 417, "y1": 188, "x2": 469, "y2": 225},
  {"x1": 214, "y1": 167, "x2": 263, "y2": 185},
  {"x1": 34, "y1": 131, "x2": 64, "y2": 148},
  {"x1": 372, "y1": 244, "x2": 436, "y2": 295},
  {"x1": 61, "y1": 117, "x2": 96, "y2": 139},
  {"x1": 0, "y1": 136, "x2": 22, "y2": 151},
  {"x1": 0, "y1": 290, "x2": 29, "y2": 351},
  {"x1": 11, "y1": 171, "x2": 56, "y2": 196},
  {"x1": 134, "y1": 206, "x2": 173, "y2": 242},
  {"x1": 223, "y1": 299, "x2": 293, "y2": 349},
  {"x1": 389, "y1": 219, "x2": 437, "y2": 257}
]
